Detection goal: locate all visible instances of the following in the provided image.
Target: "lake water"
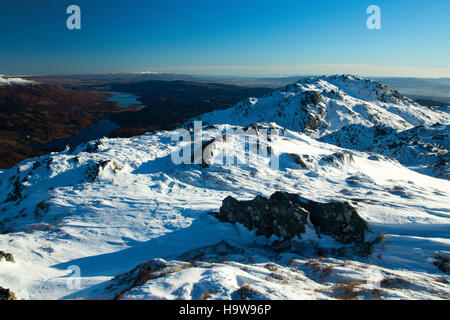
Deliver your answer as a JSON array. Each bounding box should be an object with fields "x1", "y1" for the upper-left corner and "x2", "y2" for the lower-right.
[
  {"x1": 35, "y1": 92, "x2": 142, "y2": 150},
  {"x1": 36, "y1": 119, "x2": 119, "y2": 150},
  {"x1": 107, "y1": 91, "x2": 142, "y2": 107}
]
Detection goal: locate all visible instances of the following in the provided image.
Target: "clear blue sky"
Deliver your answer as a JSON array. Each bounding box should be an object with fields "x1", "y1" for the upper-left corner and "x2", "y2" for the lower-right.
[{"x1": 0, "y1": 0, "x2": 449, "y2": 77}]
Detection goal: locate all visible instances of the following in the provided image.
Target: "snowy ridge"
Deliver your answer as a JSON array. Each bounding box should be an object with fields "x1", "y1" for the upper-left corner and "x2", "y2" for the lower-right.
[
  {"x1": 0, "y1": 124, "x2": 449, "y2": 299},
  {"x1": 190, "y1": 75, "x2": 450, "y2": 179},
  {"x1": 0, "y1": 76, "x2": 37, "y2": 87},
  {"x1": 320, "y1": 123, "x2": 450, "y2": 179},
  {"x1": 193, "y1": 75, "x2": 449, "y2": 137}
]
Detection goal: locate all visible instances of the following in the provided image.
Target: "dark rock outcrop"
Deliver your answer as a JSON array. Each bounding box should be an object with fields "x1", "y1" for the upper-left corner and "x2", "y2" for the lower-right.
[
  {"x1": 83, "y1": 140, "x2": 103, "y2": 153},
  {"x1": 321, "y1": 152, "x2": 354, "y2": 167},
  {"x1": 295, "y1": 197, "x2": 367, "y2": 244},
  {"x1": 85, "y1": 160, "x2": 111, "y2": 181},
  {"x1": 213, "y1": 194, "x2": 310, "y2": 240},
  {"x1": 0, "y1": 287, "x2": 17, "y2": 300},
  {"x1": 212, "y1": 192, "x2": 368, "y2": 244},
  {"x1": 4, "y1": 177, "x2": 24, "y2": 203},
  {"x1": 191, "y1": 138, "x2": 217, "y2": 168},
  {"x1": 301, "y1": 91, "x2": 322, "y2": 106},
  {"x1": 433, "y1": 253, "x2": 449, "y2": 273},
  {"x1": 178, "y1": 240, "x2": 244, "y2": 263},
  {"x1": 0, "y1": 251, "x2": 15, "y2": 263},
  {"x1": 288, "y1": 154, "x2": 308, "y2": 168}
]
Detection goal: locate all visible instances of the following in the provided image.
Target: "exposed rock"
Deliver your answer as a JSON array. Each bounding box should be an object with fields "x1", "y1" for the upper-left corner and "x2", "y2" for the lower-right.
[
  {"x1": 45, "y1": 157, "x2": 53, "y2": 170},
  {"x1": 212, "y1": 193, "x2": 310, "y2": 240},
  {"x1": 112, "y1": 161, "x2": 122, "y2": 173},
  {"x1": 35, "y1": 200, "x2": 51, "y2": 217},
  {"x1": 433, "y1": 253, "x2": 449, "y2": 273},
  {"x1": 4, "y1": 177, "x2": 24, "y2": 203},
  {"x1": 0, "y1": 251, "x2": 15, "y2": 263},
  {"x1": 380, "y1": 277, "x2": 410, "y2": 289},
  {"x1": 85, "y1": 160, "x2": 111, "y2": 181},
  {"x1": 292, "y1": 197, "x2": 367, "y2": 245},
  {"x1": 288, "y1": 154, "x2": 308, "y2": 168},
  {"x1": 104, "y1": 258, "x2": 193, "y2": 300},
  {"x1": 191, "y1": 138, "x2": 217, "y2": 168},
  {"x1": 32, "y1": 161, "x2": 41, "y2": 170},
  {"x1": 0, "y1": 287, "x2": 16, "y2": 300},
  {"x1": 302, "y1": 91, "x2": 322, "y2": 105},
  {"x1": 84, "y1": 140, "x2": 103, "y2": 153},
  {"x1": 178, "y1": 240, "x2": 244, "y2": 263},
  {"x1": 212, "y1": 192, "x2": 368, "y2": 244},
  {"x1": 235, "y1": 284, "x2": 260, "y2": 300},
  {"x1": 305, "y1": 105, "x2": 327, "y2": 131},
  {"x1": 321, "y1": 152, "x2": 354, "y2": 167}
]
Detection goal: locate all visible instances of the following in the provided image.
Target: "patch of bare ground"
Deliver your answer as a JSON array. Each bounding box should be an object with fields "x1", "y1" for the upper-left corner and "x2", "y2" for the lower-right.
[
  {"x1": 304, "y1": 259, "x2": 335, "y2": 282},
  {"x1": 380, "y1": 277, "x2": 410, "y2": 289},
  {"x1": 432, "y1": 253, "x2": 449, "y2": 273},
  {"x1": 236, "y1": 284, "x2": 259, "y2": 300},
  {"x1": 331, "y1": 280, "x2": 369, "y2": 300}
]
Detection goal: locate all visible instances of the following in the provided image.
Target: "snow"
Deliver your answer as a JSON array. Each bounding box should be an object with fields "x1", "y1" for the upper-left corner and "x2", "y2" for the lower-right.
[
  {"x1": 0, "y1": 75, "x2": 449, "y2": 300},
  {"x1": 0, "y1": 124, "x2": 449, "y2": 300},
  {"x1": 319, "y1": 123, "x2": 449, "y2": 179},
  {"x1": 0, "y1": 76, "x2": 37, "y2": 87},
  {"x1": 193, "y1": 75, "x2": 450, "y2": 137}
]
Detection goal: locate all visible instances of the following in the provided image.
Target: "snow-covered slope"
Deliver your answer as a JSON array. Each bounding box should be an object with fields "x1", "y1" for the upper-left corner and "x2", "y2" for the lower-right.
[
  {"x1": 320, "y1": 123, "x2": 450, "y2": 179},
  {"x1": 0, "y1": 76, "x2": 37, "y2": 87},
  {"x1": 193, "y1": 75, "x2": 449, "y2": 137},
  {"x1": 191, "y1": 75, "x2": 450, "y2": 179},
  {"x1": 0, "y1": 125, "x2": 449, "y2": 300}
]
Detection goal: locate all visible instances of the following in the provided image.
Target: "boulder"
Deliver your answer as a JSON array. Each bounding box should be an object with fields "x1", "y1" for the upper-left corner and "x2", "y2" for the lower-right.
[
  {"x1": 213, "y1": 194, "x2": 309, "y2": 239},
  {"x1": 0, "y1": 251, "x2": 15, "y2": 263},
  {"x1": 212, "y1": 192, "x2": 368, "y2": 244},
  {"x1": 297, "y1": 197, "x2": 367, "y2": 244}
]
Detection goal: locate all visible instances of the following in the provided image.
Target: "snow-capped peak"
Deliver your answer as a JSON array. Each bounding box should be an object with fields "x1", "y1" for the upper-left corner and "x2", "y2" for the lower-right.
[
  {"x1": 0, "y1": 76, "x2": 37, "y2": 87},
  {"x1": 192, "y1": 75, "x2": 450, "y2": 137}
]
